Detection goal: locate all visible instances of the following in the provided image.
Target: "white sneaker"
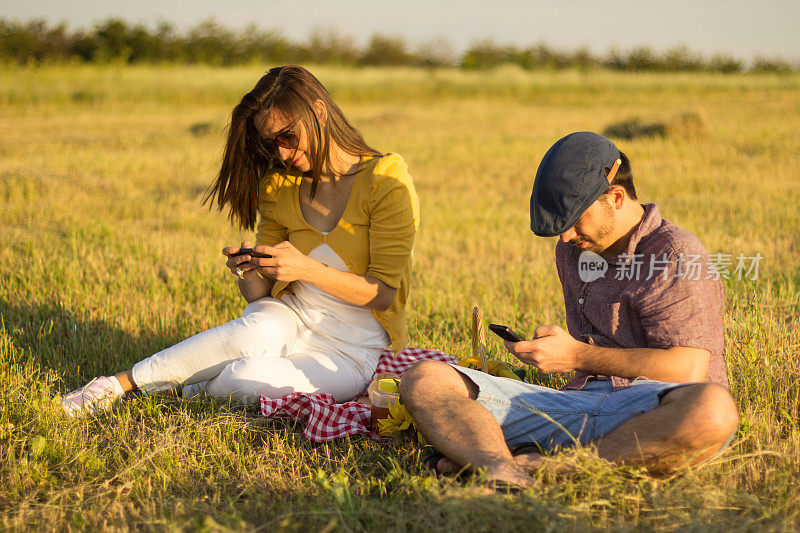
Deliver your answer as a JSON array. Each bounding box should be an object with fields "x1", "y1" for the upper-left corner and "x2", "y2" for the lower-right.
[
  {"x1": 62, "y1": 376, "x2": 125, "y2": 417},
  {"x1": 182, "y1": 381, "x2": 208, "y2": 400}
]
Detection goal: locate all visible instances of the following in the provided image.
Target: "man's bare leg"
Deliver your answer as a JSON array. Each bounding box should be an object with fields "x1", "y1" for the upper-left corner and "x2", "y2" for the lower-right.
[
  {"x1": 402, "y1": 361, "x2": 738, "y2": 477},
  {"x1": 593, "y1": 382, "x2": 738, "y2": 472},
  {"x1": 400, "y1": 361, "x2": 532, "y2": 486},
  {"x1": 512, "y1": 383, "x2": 739, "y2": 474}
]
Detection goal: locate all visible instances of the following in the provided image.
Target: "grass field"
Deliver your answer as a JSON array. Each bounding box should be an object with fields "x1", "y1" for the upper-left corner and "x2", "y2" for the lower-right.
[{"x1": 1, "y1": 64, "x2": 799, "y2": 531}]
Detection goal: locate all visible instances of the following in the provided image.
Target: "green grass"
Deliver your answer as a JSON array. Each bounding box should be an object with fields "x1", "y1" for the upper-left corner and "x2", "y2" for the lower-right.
[{"x1": 1, "y1": 64, "x2": 799, "y2": 530}]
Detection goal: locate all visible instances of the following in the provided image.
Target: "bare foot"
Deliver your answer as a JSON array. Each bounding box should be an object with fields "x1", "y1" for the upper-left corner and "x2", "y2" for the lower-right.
[
  {"x1": 483, "y1": 460, "x2": 534, "y2": 486},
  {"x1": 513, "y1": 452, "x2": 577, "y2": 476},
  {"x1": 436, "y1": 457, "x2": 532, "y2": 486},
  {"x1": 513, "y1": 451, "x2": 545, "y2": 469},
  {"x1": 436, "y1": 457, "x2": 462, "y2": 474}
]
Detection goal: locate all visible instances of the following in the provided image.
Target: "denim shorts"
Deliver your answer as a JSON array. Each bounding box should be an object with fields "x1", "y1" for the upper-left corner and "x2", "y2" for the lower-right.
[{"x1": 454, "y1": 366, "x2": 687, "y2": 451}]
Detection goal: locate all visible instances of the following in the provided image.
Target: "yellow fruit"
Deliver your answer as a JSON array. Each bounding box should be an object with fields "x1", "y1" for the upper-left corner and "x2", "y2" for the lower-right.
[
  {"x1": 494, "y1": 368, "x2": 522, "y2": 381},
  {"x1": 457, "y1": 357, "x2": 522, "y2": 380},
  {"x1": 457, "y1": 356, "x2": 483, "y2": 370},
  {"x1": 378, "y1": 378, "x2": 400, "y2": 393}
]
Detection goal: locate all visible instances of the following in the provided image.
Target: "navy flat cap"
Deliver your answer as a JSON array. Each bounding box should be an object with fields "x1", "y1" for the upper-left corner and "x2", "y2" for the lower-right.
[{"x1": 530, "y1": 131, "x2": 621, "y2": 237}]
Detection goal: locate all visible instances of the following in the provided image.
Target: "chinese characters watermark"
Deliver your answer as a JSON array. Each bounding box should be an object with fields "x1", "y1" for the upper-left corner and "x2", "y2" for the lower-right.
[{"x1": 578, "y1": 251, "x2": 762, "y2": 283}]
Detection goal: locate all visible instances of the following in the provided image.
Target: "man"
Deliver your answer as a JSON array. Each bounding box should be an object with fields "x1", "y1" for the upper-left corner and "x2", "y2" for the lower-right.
[{"x1": 400, "y1": 132, "x2": 738, "y2": 487}]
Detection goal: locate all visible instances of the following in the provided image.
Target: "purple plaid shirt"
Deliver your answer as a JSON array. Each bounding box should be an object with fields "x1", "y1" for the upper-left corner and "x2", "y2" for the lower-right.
[{"x1": 557, "y1": 203, "x2": 728, "y2": 390}]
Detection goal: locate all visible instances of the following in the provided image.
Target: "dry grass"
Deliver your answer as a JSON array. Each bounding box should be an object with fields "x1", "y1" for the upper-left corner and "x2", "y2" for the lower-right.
[{"x1": 1, "y1": 64, "x2": 799, "y2": 531}]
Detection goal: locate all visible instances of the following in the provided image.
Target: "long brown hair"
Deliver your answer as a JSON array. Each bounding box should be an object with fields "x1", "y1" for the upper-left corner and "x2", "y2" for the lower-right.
[{"x1": 204, "y1": 65, "x2": 381, "y2": 230}]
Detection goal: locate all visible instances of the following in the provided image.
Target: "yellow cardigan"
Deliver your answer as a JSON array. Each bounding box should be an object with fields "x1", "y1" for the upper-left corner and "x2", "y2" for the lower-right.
[{"x1": 255, "y1": 153, "x2": 420, "y2": 353}]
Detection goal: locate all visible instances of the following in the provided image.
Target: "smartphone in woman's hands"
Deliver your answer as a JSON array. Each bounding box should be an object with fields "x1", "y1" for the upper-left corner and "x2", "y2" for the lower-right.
[{"x1": 230, "y1": 248, "x2": 272, "y2": 258}]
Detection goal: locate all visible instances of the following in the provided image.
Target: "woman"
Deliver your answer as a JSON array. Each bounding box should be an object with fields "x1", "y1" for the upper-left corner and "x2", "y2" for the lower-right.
[{"x1": 63, "y1": 65, "x2": 419, "y2": 415}]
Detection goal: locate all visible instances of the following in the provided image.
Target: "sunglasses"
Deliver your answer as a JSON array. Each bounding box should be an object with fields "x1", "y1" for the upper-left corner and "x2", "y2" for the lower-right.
[{"x1": 264, "y1": 122, "x2": 299, "y2": 152}]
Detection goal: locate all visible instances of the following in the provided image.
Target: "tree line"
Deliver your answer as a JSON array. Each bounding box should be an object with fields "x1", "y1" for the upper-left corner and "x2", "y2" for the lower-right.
[{"x1": 1, "y1": 18, "x2": 796, "y2": 74}]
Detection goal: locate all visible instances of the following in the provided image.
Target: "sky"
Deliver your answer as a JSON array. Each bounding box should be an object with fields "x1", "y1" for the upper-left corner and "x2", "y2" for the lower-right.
[{"x1": 4, "y1": 0, "x2": 799, "y2": 61}]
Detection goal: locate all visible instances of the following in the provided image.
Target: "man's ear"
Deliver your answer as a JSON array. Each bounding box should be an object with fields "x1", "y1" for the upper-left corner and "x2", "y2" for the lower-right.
[
  {"x1": 313, "y1": 99, "x2": 328, "y2": 127},
  {"x1": 609, "y1": 185, "x2": 626, "y2": 209}
]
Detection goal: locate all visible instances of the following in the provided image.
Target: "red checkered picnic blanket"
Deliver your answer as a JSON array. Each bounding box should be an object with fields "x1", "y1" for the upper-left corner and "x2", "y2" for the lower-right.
[{"x1": 259, "y1": 348, "x2": 456, "y2": 442}]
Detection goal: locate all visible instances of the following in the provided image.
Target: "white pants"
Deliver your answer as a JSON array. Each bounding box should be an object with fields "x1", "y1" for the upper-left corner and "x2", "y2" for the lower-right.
[{"x1": 131, "y1": 297, "x2": 383, "y2": 405}]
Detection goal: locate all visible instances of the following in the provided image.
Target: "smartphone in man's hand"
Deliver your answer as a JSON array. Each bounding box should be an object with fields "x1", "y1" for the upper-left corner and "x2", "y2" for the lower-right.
[{"x1": 488, "y1": 324, "x2": 526, "y2": 343}]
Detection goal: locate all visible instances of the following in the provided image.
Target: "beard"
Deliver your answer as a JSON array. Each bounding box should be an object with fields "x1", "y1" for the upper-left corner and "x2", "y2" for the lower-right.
[{"x1": 569, "y1": 200, "x2": 615, "y2": 253}]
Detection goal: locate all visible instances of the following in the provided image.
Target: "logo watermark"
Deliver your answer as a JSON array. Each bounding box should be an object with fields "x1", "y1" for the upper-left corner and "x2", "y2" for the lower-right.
[
  {"x1": 578, "y1": 251, "x2": 609, "y2": 283},
  {"x1": 577, "y1": 252, "x2": 762, "y2": 282}
]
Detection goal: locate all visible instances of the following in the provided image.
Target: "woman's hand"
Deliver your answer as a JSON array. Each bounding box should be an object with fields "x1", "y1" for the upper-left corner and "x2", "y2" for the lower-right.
[
  {"x1": 245, "y1": 241, "x2": 394, "y2": 310},
  {"x1": 252, "y1": 241, "x2": 322, "y2": 282},
  {"x1": 223, "y1": 240, "x2": 274, "y2": 303},
  {"x1": 222, "y1": 240, "x2": 262, "y2": 280}
]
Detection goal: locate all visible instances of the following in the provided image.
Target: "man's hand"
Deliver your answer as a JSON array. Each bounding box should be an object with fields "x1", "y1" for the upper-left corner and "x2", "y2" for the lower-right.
[
  {"x1": 505, "y1": 326, "x2": 710, "y2": 382},
  {"x1": 504, "y1": 325, "x2": 584, "y2": 373}
]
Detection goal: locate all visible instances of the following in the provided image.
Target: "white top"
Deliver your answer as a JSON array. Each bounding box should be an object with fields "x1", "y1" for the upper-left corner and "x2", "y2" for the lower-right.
[{"x1": 284, "y1": 242, "x2": 390, "y2": 350}]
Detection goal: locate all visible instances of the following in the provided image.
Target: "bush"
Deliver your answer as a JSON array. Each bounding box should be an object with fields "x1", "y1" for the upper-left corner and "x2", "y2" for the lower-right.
[
  {"x1": 414, "y1": 37, "x2": 458, "y2": 68},
  {"x1": 359, "y1": 34, "x2": 412, "y2": 66},
  {"x1": 0, "y1": 17, "x2": 796, "y2": 74},
  {"x1": 461, "y1": 39, "x2": 515, "y2": 70},
  {"x1": 750, "y1": 55, "x2": 795, "y2": 74},
  {"x1": 0, "y1": 19, "x2": 71, "y2": 64},
  {"x1": 709, "y1": 53, "x2": 743, "y2": 74},
  {"x1": 663, "y1": 44, "x2": 704, "y2": 72},
  {"x1": 603, "y1": 111, "x2": 707, "y2": 140},
  {"x1": 303, "y1": 27, "x2": 358, "y2": 66}
]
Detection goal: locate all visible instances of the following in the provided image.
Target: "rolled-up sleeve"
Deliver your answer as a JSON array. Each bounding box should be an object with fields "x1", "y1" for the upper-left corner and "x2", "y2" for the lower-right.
[{"x1": 366, "y1": 155, "x2": 420, "y2": 289}]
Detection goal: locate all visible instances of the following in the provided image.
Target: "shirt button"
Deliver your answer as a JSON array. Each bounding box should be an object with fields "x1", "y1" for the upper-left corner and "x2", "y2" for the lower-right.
[{"x1": 578, "y1": 298, "x2": 585, "y2": 304}]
